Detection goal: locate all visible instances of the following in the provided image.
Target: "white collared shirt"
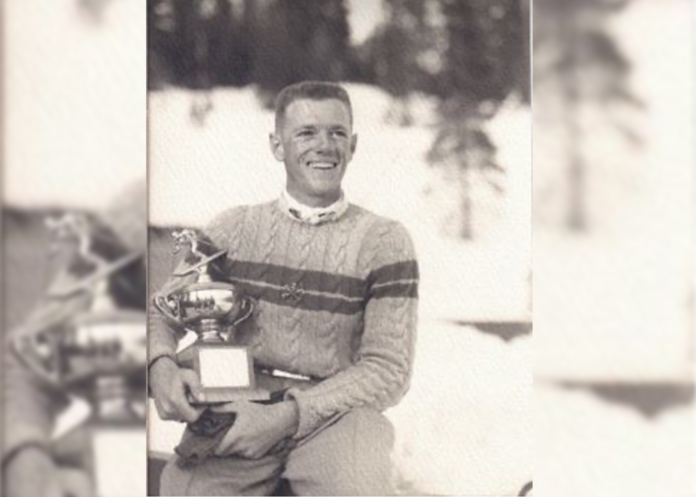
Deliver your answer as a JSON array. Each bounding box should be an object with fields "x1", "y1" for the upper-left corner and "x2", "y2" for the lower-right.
[{"x1": 279, "y1": 190, "x2": 349, "y2": 225}]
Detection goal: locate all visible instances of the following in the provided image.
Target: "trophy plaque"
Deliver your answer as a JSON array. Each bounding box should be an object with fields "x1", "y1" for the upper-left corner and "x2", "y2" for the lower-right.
[{"x1": 154, "y1": 229, "x2": 269, "y2": 403}]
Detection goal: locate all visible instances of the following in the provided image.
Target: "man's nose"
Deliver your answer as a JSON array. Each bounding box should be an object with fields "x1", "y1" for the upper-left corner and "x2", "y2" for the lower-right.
[{"x1": 315, "y1": 131, "x2": 335, "y2": 152}]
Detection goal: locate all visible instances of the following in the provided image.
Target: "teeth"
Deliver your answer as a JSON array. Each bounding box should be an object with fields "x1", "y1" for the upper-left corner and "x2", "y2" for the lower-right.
[{"x1": 308, "y1": 161, "x2": 336, "y2": 169}]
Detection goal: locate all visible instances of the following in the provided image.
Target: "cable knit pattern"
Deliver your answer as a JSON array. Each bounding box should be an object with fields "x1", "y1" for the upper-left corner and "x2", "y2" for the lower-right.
[{"x1": 148, "y1": 200, "x2": 419, "y2": 440}]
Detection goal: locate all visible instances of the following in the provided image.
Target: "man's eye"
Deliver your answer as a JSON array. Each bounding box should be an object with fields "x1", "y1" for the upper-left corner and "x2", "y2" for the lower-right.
[
  {"x1": 297, "y1": 130, "x2": 314, "y2": 137},
  {"x1": 331, "y1": 130, "x2": 347, "y2": 138}
]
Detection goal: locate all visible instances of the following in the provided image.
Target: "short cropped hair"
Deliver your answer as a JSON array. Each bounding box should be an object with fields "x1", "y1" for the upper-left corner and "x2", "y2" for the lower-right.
[{"x1": 274, "y1": 81, "x2": 353, "y2": 130}]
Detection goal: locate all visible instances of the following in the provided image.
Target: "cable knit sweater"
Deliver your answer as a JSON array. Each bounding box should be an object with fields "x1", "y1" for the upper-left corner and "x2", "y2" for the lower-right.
[{"x1": 149, "y1": 200, "x2": 419, "y2": 440}]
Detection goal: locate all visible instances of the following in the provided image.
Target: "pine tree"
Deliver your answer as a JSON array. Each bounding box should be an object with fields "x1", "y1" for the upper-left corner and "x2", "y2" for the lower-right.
[
  {"x1": 428, "y1": 0, "x2": 525, "y2": 239},
  {"x1": 534, "y1": 0, "x2": 641, "y2": 232}
]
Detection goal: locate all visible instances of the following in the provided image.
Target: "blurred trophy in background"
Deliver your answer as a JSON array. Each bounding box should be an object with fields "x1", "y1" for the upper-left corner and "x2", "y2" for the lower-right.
[
  {"x1": 154, "y1": 229, "x2": 266, "y2": 404},
  {"x1": 9, "y1": 211, "x2": 147, "y2": 497}
]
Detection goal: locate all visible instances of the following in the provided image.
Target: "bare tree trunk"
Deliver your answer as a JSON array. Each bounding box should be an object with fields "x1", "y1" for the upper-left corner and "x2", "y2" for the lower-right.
[
  {"x1": 460, "y1": 164, "x2": 473, "y2": 240},
  {"x1": 565, "y1": 37, "x2": 586, "y2": 232},
  {"x1": 243, "y1": 0, "x2": 257, "y2": 62},
  {"x1": 567, "y1": 135, "x2": 586, "y2": 231}
]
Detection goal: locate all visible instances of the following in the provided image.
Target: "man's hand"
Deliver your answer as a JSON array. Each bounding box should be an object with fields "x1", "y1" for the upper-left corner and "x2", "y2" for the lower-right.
[
  {"x1": 149, "y1": 357, "x2": 205, "y2": 423},
  {"x1": 4, "y1": 446, "x2": 93, "y2": 497},
  {"x1": 211, "y1": 400, "x2": 299, "y2": 459}
]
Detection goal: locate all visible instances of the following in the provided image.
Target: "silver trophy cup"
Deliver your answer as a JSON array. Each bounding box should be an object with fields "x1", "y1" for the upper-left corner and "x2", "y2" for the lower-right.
[{"x1": 154, "y1": 229, "x2": 267, "y2": 403}]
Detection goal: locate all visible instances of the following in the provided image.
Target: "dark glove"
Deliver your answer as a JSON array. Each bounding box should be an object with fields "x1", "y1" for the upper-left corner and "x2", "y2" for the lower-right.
[
  {"x1": 174, "y1": 411, "x2": 237, "y2": 466},
  {"x1": 174, "y1": 389, "x2": 287, "y2": 466}
]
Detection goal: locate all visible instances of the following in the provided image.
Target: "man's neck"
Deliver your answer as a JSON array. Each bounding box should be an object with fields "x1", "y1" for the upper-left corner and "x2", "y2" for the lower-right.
[
  {"x1": 285, "y1": 189, "x2": 340, "y2": 208},
  {"x1": 279, "y1": 190, "x2": 349, "y2": 225}
]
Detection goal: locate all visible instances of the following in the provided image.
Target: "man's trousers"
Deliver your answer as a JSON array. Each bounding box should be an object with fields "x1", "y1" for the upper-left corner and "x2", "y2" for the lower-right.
[{"x1": 160, "y1": 408, "x2": 395, "y2": 496}]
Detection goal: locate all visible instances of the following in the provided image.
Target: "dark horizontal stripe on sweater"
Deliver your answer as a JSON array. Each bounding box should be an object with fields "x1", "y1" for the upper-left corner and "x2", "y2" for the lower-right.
[
  {"x1": 220, "y1": 259, "x2": 418, "y2": 312},
  {"x1": 233, "y1": 280, "x2": 365, "y2": 315},
  {"x1": 370, "y1": 281, "x2": 419, "y2": 300},
  {"x1": 225, "y1": 259, "x2": 367, "y2": 299},
  {"x1": 366, "y1": 260, "x2": 419, "y2": 289}
]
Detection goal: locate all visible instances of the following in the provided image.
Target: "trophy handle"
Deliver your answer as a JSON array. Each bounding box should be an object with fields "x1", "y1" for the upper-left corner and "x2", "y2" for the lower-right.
[
  {"x1": 11, "y1": 334, "x2": 62, "y2": 388},
  {"x1": 231, "y1": 297, "x2": 255, "y2": 328},
  {"x1": 153, "y1": 294, "x2": 181, "y2": 326}
]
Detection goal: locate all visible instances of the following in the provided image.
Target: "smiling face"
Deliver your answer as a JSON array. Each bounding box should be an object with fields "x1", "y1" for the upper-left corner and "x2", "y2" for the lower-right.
[{"x1": 270, "y1": 98, "x2": 357, "y2": 207}]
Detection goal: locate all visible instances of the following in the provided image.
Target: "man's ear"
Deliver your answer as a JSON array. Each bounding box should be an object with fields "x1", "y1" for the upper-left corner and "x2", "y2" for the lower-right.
[
  {"x1": 269, "y1": 133, "x2": 284, "y2": 162},
  {"x1": 350, "y1": 134, "x2": 358, "y2": 156}
]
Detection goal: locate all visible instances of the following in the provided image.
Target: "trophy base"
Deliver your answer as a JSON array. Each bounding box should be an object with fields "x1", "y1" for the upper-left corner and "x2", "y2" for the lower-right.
[{"x1": 177, "y1": 341, "x2": 269, "y2": 404}]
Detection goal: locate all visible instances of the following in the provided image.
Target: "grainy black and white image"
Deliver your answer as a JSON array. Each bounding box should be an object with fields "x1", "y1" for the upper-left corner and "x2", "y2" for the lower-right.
[
  {"x1": 1, "y1": 2, "x2": 147, "y2": 496},
  {"x1": 146, "y1": 1, "x2": 531, "y2": 496}
]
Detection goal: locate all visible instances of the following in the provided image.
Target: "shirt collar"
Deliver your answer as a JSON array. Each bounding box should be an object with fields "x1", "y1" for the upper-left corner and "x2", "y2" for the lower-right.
[{"x1": 279, "y1": 190, "x2": 349, "y2": 225}]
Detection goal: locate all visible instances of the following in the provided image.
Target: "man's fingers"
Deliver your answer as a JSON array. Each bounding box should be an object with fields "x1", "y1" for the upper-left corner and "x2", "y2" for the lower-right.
[
  {"x1": 179, "y1": 369, "x2": 205, "y2": 403},
  {"x1": 57, "y1": 468, "x2": 94, "y2": 497},
  {"x1": 214, "y1": 424, "x2": 241, "y2": 456},
  {"x1": 171, "y1": 388, "x2": 204, "y2": 423},
  {"x1": 155, "y1": 386, "x2": 203, "y2": 422}
]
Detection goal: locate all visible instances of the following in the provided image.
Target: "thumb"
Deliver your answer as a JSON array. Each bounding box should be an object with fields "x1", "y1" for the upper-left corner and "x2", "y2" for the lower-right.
[
  {"x1": 57, "y1": 468, "x2": 94, "y2": 497},
  {"x1": 179, "y1": 368, "x2": 205, "y2": 402},
  {"x1": 210, "y1": 402, "x2": 238, "y2": 414}
]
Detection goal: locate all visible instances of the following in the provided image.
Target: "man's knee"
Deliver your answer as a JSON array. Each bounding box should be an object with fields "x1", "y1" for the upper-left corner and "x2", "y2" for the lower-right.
[
  {"x1": 341, "y1": 408, "x2": 395, "y2": 448},
  {"x1": 160, "y1": 454, "x2": 283, "y2": 496},
  {"x1": 287, "y1": 408, "x2": 396, "y2": 495},
  {"x1": 159, "y1": 457, "x2": 185, "y2": 496}
]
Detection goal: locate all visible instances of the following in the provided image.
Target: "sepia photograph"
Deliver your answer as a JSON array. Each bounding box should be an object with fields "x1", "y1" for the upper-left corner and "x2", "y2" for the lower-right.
[
  {"x1": 146, "y1": 1, "x2": 531, "y2": 496},
  {"x1": 3, "y1": 1, "x2": 694, "y2": 497}
]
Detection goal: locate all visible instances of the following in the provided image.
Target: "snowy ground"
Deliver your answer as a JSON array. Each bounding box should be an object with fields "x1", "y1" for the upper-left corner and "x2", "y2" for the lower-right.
[{"x1": 536, "y1": 381, "x2": 694, "y2": 497}]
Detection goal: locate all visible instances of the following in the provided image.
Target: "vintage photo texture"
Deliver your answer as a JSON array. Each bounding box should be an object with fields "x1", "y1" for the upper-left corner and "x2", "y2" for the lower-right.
[
  {"x1": 147, "y1": 1, "x2": 531, "y2": 496},
  {"x1": 2, "y1": 1, "x2": 695, "y2": 497}
]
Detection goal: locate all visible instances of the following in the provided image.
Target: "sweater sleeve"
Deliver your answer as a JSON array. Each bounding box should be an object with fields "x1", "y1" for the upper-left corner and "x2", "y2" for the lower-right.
[
  {"x1": 148, "y1": 207, "x2": 248, "y2": 367},
  {"x1": 286, "y1": 220, "x2": 419, "y2": 440},
  {"x1": 2, "y1": 294, "x2": 90, "y2": 463}
]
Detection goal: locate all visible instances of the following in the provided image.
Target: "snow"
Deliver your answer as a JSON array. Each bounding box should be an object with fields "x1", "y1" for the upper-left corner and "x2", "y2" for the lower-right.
[
  {"x1": 537, "y1": 382, "x2": 694, "y2": 497},
  {"x1": 387, "y1": 322, "x2": 532, "y2": 496}
]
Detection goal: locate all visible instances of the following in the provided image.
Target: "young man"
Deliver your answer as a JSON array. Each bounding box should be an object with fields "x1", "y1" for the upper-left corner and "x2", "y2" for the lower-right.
[{"x1": 149, "y1": 81, "x2": 419, "y2": 496}]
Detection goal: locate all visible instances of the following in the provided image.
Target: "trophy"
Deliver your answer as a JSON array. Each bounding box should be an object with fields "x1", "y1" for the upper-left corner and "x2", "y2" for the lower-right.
[
  {"x1": 13, "y1": 309, "x2": 147, "y2": 420},
  {"x1": 154, "y1": 229, "x2": 268, "y2": 403},
  {"x1": 10, "y1": 212, "x2": 149, "y2": 497}
]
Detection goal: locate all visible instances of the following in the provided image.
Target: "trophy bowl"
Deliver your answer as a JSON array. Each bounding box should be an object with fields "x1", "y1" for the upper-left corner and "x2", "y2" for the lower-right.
[
  {"x1": 157, "y1": 281, "x2": 253, "y2": 333},
  {"x1": 12, "y1": 310, "x2": 146, "y2": 390}
]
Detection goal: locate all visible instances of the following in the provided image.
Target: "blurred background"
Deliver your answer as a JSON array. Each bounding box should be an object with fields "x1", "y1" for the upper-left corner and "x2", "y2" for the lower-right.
[
  {"x1": 534, "y1": 0, "x2": 695, "y2": 495},
  {"x1": 2, "y1": 1, "x2": 146, "y2": 496},
  {"x1": 146, "y1": 0, "x2": 532, "y2": 496}
]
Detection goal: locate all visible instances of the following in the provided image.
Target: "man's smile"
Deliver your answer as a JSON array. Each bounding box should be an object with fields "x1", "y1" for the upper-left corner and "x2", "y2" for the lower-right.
[{"x1": 306, "y1": 160, "x2": 339, "y2": 170}]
